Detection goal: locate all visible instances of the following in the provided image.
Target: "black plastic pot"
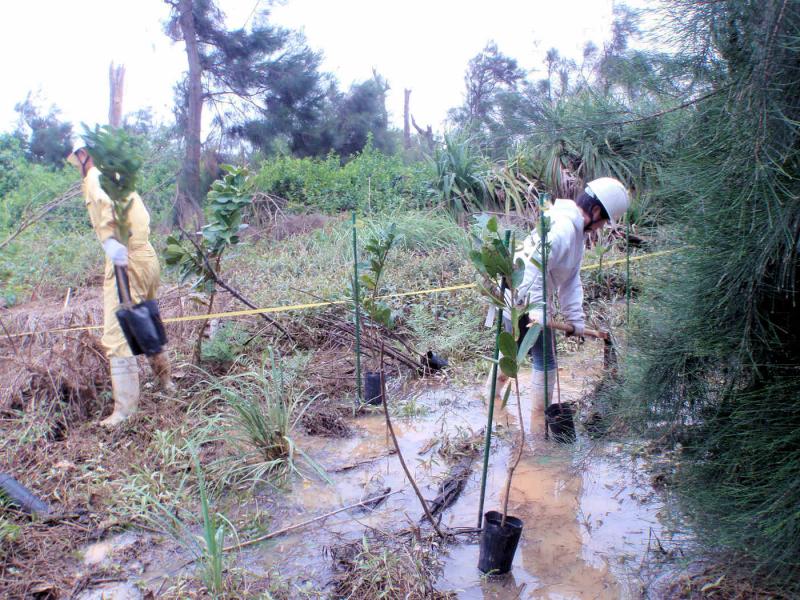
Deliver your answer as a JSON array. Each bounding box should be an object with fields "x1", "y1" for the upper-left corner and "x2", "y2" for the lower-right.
[
  {"x1": 478, "y1": 510, "x2": 523, "y2": 574},
  {"x1": 545, "y1": 402, "x2": 576, "y2": 443},
  {"x1": 420, "y1": 350, "x2": 449, "y2": 371},
  {"x1": 0, "y1": 473, "x2": 51, "y2": 516},
  {"x1": 364, "y1": 371, "x2": 384, "y2": 405},
  {"x1": 114, "y1": 266, "x2": 167, "y2": 356}
]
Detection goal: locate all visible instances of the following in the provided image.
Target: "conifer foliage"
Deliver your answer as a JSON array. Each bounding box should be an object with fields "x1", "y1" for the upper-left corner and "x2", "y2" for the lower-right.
[{"x1": 621, "y1": 0, "x2": 800, "y2": 581}]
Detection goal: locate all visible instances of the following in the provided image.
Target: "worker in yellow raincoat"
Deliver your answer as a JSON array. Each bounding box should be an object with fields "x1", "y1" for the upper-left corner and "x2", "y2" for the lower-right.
[{"x1": 68, "y1": 141, "x2": 174, "y2": 426}]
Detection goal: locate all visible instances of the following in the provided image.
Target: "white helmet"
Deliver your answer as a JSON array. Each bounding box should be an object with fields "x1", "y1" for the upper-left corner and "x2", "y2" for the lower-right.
[
  {"x1": 585, "y1": 177, "x2": 630, "y2": 223},
  {"x1": 71, "y1": 138, "x2": 86, "y2": 154}
]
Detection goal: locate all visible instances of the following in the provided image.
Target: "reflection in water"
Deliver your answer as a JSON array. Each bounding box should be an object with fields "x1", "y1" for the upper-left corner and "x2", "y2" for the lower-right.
[
  {"x1": 138, "y1": 344, "x2": 664, "y2": 600},
  {"x1": 512, "y1": 446, "x2": 618, "y2": 599},
  {"x1": 440, "y1": 350, "x2": 657, "y2": 599}
]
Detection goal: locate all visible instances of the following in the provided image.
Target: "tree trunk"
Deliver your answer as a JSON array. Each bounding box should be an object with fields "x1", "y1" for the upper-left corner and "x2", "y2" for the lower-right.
[
  {"x1": 411, "y1": 115, "x2": 435, "y2": 151},
  {"x1": 108, "y1": 62, "x2": 125, "y2": 127},
  {"x1": 175, "y1": 0, "x2": 204, "y2": 228},
  {"x1": 403, "y1": 89, "x2": 411, "y2": 149}
]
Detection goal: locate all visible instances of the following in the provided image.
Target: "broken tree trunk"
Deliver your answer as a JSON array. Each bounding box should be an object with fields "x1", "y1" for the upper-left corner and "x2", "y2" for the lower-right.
[
  {"x1": 411, "y1": 115, "x2": 435, "y2": 150},
  {"x1": 108, "y1": 62, "x2": 125, "y2": 127},
  {"x1": 403, "y1": 89, "x2": 411, "y2": 149}
]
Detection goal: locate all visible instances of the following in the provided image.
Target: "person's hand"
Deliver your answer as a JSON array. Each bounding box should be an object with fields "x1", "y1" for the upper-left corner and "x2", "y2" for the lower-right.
[
  {"x1": 102, "y1": 238, "x2": 128, "y2": 266},
  {"x1": 566, "y1": 322, "x2": 585, "y2": 338}
]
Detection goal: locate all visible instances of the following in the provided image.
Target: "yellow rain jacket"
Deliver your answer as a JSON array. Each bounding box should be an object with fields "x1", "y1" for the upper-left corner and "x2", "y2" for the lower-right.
[{"x1": 82, "y1": 166, "x2": 160, "y2": 358}]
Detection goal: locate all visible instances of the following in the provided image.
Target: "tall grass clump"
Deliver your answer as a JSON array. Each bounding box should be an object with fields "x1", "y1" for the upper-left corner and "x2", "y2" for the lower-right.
[
  {"x1": 430, "y1": 133, "x2": 491, "y2": 221},
  {"x1": 194, "y1": 452, "x2": 229, "y2": 597},
  {"x1": 208, "y1": 350, "x2": 326, "y2": 489},
  {"x1": 617, "y1": 0, "x2": 800, "y2": 587}
]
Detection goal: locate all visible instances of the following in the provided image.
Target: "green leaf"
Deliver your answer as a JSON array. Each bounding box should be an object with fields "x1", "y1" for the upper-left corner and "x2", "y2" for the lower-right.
[
  {"x1": 511, "y1": 263, "x2": 525, "y2": 288},
  {"x1": 469, "y1": 250, "x2": 488, "y2": 275},
  {"x1": 517, "y1": 323, "x2": 542, "y2": 364},
  {"x1": 499, "y1": 356, "x2": 518, "y2": 378},
  {"x1": 498, "y1": 331, "x2": 517, "y2": 359}
]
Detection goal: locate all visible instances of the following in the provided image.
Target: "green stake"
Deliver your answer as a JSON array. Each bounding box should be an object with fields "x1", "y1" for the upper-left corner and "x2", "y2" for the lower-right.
[
  {"x1": 540, "y1": 194, "x2": 550, "y2": 438},
  {"x1": 352, "y1": 212, "x2": 363, "y2": 405},
  {"x1": 477, "y1": 229, "x2": 512, "y2": 529}
]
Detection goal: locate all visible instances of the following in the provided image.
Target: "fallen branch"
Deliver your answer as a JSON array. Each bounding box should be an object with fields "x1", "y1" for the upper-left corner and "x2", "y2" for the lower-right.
[
  {"x1": 0, "y1": 184, "x2": 81, "y2": 252},
  {"x1": 224, "y1": 488, "x2": 403, "y2": 552},
  {"x1": 426, "y1": 455, "x2": 475, "y2": 518},
  {"x1": 177, "y1": 225, "x2": 294, "y2": 342},
  {"x1": 379, "y1": 342, "x2": 444, "y2": 538},
  {"x1": 331, "y1": 320, "x2": 419, "y2": 370},
  {"x1": 151, "y1": 487, "x2": 406, "y2": 581}
]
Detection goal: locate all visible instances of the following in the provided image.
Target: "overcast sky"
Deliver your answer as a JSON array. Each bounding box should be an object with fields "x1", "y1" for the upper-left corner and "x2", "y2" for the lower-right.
[{"x1": 0, "y1": 0, "x2": 619, "y2": 135}]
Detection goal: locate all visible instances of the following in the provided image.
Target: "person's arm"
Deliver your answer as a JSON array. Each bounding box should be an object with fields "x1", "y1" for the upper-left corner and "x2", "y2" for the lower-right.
[
  {"x1": 559, "y1": 266, "x2": 584, "y2": 336},
  {"x1": 84, "y1": 170, "x2": 128, "y2": 266},
  {"x1": 523, "y1": 221, "x2": 569, "y2": 324}
]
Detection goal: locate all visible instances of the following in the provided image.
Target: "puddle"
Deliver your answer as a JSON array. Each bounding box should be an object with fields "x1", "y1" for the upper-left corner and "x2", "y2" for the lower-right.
[
  {"x1": 74, "y1": 582, "x2": 143, "y2": 600},
  {"x1": 83, "y1": 531, "x2": 141, "y2": 566},
  {"x1": 128, "y1": 342, "x2": 677, "y2": 598},
  {"x1": 437, "y1": 349, "x2": 665, "y2": 599}
]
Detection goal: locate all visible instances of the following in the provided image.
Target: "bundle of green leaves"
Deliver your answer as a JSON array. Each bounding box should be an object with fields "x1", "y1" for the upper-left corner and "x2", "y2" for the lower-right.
[
  {"x1": 82, "y1": 125, "x2": 144, "y2": 244},
  {"x1": 165, "y1": 165, "x2": 252, "y2": 293}
]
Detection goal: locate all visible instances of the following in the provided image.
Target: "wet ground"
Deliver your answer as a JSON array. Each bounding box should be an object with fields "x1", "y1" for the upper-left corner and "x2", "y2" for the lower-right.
[{"x1": 78, "y1": 341, "x2": 678, "y2": 598}]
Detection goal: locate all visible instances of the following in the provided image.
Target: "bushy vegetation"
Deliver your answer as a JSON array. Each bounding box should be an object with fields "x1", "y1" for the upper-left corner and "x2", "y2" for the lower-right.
[
  {"x1": 613, "y1": 0, "x2": 800, "y2": 586},
  {"x1": 251, "y1": 141, "x2": 434, "y2": 212}
]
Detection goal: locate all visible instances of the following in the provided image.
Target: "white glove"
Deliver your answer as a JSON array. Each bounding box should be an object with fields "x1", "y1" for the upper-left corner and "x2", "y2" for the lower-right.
[
  {"x1": 102, "y1": 238, "x2": 128, "y2": 266},
  {"x1": 567, "y1": 321, "x2": 585, "y2": 337}
]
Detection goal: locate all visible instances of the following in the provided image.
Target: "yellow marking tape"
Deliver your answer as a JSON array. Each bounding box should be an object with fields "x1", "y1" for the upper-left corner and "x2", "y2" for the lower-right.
[
  {"x1": 580, "y1": 247, "x2": 684, "y2": 271},
  {"x1": 3, "y1": 248, "x2": 684, "y2": 339}
]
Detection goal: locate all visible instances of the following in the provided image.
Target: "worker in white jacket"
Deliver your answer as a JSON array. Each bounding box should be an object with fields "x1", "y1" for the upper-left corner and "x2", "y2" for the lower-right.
[{"x1": 486, "y1": 177, "x2": 630, "y2": 424}]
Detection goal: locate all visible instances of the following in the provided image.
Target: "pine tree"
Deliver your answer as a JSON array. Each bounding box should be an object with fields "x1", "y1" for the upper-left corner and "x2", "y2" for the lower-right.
[{"x1": 620, "y1": 0, "x2": 800, "y2": 584}]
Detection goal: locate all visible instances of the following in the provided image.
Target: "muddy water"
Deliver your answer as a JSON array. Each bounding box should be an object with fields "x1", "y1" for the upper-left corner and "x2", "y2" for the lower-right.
[
  {"x1": 437, "y1": 350, "x2": 663, "y2": 599},
  {"x1": 138, "y1": 343, "x2": 668, "y2": 598}
]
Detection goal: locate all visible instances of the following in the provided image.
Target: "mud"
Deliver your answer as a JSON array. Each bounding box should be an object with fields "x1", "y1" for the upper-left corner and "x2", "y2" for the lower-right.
[{"x1": 120, "y1": 340, "x2": 677, "y2": 598}]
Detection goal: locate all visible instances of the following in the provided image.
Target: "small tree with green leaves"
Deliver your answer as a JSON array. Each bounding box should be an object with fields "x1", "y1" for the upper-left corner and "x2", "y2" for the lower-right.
[
  {"x1": 81, "y1": 124, "x2": 145, "y2": 245},
  {"x1": 358, "y1": 223, "x2": 398, "y2": 329},
  {"x1": 470, "y1": 214, "x2": 543, "y2": 525},
  {"x1": 165, "y1": 165, "x2": 252, "y2": 361}
]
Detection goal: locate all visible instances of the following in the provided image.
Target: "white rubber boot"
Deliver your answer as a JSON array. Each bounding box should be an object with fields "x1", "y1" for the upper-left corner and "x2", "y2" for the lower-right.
[
  {"x1": 148, "y1": 352, "x2": 176, "y2": 394},
  {"x1": 101, "y1": 356, "x2": 140, "y2": 427},
  {"x1": 531, "y1": 368, "x2": 556, "y2": 433}
]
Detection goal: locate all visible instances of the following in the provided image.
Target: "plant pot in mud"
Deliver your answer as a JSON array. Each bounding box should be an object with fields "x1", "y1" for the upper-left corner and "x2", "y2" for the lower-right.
[
  {"x1": 478, "y1": 510, "x2": 523, "y2": 574},
  {"x1": 545, "y1": 402, "x2": 576, "y2": 443},
  {"x1": 364, "y1": 371, "x2": 384, "y2": 405}
]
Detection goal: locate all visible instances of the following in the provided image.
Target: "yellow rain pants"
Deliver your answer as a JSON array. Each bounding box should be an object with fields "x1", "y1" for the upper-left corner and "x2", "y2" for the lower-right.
[{"x1": 82, "y1": 167, "x2": 161, "y2": 359}]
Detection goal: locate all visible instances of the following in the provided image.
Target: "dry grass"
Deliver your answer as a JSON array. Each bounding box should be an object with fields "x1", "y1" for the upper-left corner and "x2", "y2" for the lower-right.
[
  {"x1": 331, "y1": 533, "x2": 454, "y2": 600},
  {"x1": 0, "y1": 212, "x2": 486, "y2": 596},
  {"x1": 652, "y1": 562, "x2": 795, "y2": 600}
]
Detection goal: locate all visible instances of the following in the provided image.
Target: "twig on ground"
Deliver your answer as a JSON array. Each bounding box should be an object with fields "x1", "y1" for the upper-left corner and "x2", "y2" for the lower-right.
[
  {"x1": 379, "y1": 342, "x2": 444, "y2": 539},
  {"x1": 501, "y1": 377, "x2": 526, "y2": 527},
  {"x1": 224, "y1": 488, "x2": 403, "y2": 552},
  {"x1": 331, "y1": 450, "x2": 397, "y2": 473},
  {"x1": 0, "y1": 317, "x2": 20, "y2": 356},
  {"x1": 176, "y1": 225, "x2": 294, "y2": 342}
]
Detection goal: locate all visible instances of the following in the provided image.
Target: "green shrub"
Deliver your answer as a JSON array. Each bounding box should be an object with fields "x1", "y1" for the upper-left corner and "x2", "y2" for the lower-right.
[{"x1": 251, "y1": 142, "x2": 434, "y2": 213}]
